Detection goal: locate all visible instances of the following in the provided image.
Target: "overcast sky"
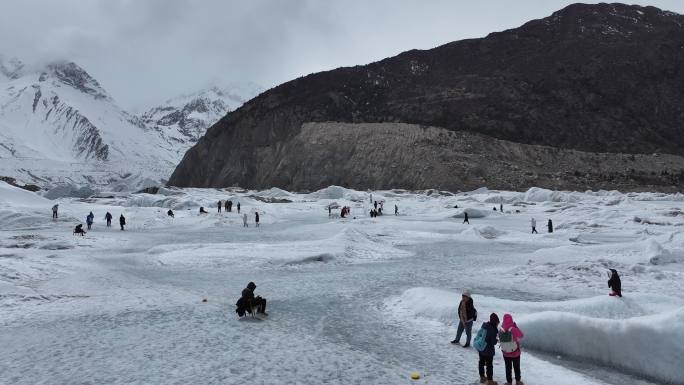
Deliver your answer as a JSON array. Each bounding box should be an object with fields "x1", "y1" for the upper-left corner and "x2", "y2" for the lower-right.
[{"x1": 2, "y1": 0, "x2": 684, "y2": 110}]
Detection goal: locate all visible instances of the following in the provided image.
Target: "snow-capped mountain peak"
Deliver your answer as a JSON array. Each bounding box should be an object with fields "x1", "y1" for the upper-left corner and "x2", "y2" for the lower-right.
[
  {"x1": 43, "y1": 61, "x2": 110, "y2": 101},
  {"x1": 142, "y1": 82, "x2": 263, "y2": 143},
  {"x1": 0, "y1": 55, "x2": 263, "y2": 188}
]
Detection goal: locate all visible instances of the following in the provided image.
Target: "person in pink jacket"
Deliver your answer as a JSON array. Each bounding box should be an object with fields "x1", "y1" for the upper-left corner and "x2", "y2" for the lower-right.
[{"x1": 499, "y1": 314, "x2": 524, "y2": 385}]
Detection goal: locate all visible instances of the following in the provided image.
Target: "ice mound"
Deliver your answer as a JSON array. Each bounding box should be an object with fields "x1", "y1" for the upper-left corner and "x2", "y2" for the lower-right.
[
  {"x1": 306, "y1": 186, "x2": 367, "y2": 201},
  {"x1": 106, "y1": 174, "x2": 161, "y2": 192},
  {"x1": 254, "y1": 187, "x2": 294, "y2": 199},
  {"x1": 148, "y1": 227, "x2": 412, "y2": 268},
  {"x1": 523, "y1": 187, "x2": 582, "y2": 203},
  {"x1": 452, "y1": 208, "x2": 488, "y2": 219},
  {"x1": 646, "y1": 239, "x2": 684, "y2": 265},
  {"x1": 461, "y1": 225, "x2": 506, "y2": 240},
  {"x1": 43, "y1": 184, "x2": 97, "y2": 199}
]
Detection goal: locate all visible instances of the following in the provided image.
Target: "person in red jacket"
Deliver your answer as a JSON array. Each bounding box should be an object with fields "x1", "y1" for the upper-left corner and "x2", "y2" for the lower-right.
[{"x1": 499, "y1": 313, "x2": 524, "y2": 385}]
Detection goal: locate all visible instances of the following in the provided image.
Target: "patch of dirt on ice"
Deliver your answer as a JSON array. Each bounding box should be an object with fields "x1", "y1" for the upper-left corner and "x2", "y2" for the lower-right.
[
  {"x1": 283, "y1": 253, "x2": 335, "y2": 266},
  {"x1": 10, "y1": 234, "x2": 46, "y2": 241},
  {"x1": 38, "y1": 242, "x2": 74, "y2": 250},
  {"x1": 0, "y1": 293, "x2": 90, "y2": 308}
]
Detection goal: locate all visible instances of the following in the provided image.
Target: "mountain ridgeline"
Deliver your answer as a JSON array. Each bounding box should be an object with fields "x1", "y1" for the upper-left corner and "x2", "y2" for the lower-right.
[{"x1": 169, "y1": 3, "x2": 684, "y2": 192}]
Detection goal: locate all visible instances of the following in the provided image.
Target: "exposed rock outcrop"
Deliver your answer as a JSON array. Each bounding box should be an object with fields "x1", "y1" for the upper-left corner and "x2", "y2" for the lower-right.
[{"x1": 169, "y1": 3, "x2": 684, "y2": 191}]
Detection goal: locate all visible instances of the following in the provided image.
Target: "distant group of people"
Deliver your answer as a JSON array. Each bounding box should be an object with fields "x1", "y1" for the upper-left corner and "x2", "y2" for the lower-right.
[
  {"x1": 530, "y1": 218, "x2": 553, "y2": 234},
  {"x1": 451, "y1": 289, "x2": 526, "y2": 385},
  {"x1": 71, "y1": 210, "x2": 125, "y2": 235},
  {"x1": 460, "y1": 207, "x2": 555, "y2": 235},
  {"x1": 218, "y1": 199, "x2": 240, "y2": 213}
]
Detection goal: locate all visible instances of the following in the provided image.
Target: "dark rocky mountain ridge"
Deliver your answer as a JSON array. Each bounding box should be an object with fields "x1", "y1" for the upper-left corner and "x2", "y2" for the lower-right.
[{"x1": 169, "y1": 3, "x2": 684, "y2": 191}]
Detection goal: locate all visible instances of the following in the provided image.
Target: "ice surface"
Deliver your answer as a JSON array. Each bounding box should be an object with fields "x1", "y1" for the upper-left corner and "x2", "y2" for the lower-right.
[{"x1": 1, "y1": 183, "x2": 682, "y2": 385}]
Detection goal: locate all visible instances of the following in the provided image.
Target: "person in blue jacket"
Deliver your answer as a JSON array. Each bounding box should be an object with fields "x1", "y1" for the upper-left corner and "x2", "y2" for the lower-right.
[
  {"x1": 478, "y1": 313, "x2": 500, "y2": 385},
  {"x1": 86, "y1": 212, "x2": 94, "y2": 230}
]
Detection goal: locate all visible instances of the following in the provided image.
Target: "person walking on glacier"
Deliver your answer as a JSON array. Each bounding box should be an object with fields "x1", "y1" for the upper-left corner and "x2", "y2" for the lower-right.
[
  {"x1": 105, "y1": 212, "x2": 113, "y2": 227},
  {"x1": 237, "y1": 202, "x2": 241, "y2": 214},
  {"x1": 499, "y1": 313, "x2": 524, "y2": 385},
  {"x1": 217, "y1": 200, "x2": 222, "y2": 213},
  {"x1": 608, "y1": 269, "x2": 622, "y2": 297},
  {"x1": 475, "y1": 313, "x2": 500, "y2": 385},
  {"x1": 243, "y1": 213, "x2": 248, "y2": 227},
  {"x1": 451, "y1": 289, "x2": 476, "y2": 347},
  {"x1": 463, "y1": 211, "x2": 470, "y2": 224},
  {"x1": 530, "y1": 218, "x2": 538, "y2": 234},
  {"x1": 86, "y1": 211, "x2": 94, "y2": 230},
  {"x1": 52, "y1": 204, "x2": 59, "y2": 219},
  {"x1": 119, "y1": 214, "x2": 126, "y2": 231},
  {"x1": 255, "y1": 211, "x2": 260, "y2": 227},
  {"x1": 547, "y1": 219, "x2": 553, "y2": 233}
]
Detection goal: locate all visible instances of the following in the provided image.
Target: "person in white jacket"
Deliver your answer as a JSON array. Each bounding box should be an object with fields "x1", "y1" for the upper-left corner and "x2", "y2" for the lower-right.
[
  {"x1": 243, "y1": 213, "x2": 248, "y2": 227},
  {"x1": 531, "y1": 217, "x2": 538, "y2": 234}
]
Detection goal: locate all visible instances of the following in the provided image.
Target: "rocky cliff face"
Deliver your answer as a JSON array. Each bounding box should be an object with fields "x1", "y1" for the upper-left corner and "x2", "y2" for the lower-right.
[{"x1": 169, "y1": 3, "x2": 684, "y2": 191}]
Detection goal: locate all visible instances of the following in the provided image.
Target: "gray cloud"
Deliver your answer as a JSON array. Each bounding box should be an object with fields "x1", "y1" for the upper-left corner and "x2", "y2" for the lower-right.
[{"x1": 3, "y1": 0, "x2": 684, "y2": 110}]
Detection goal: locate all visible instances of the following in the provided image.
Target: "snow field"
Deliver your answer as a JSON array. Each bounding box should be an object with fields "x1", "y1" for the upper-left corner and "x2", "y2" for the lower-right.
[{"x1": 1, "y1": 184, "x2": 684, "y2": 384}]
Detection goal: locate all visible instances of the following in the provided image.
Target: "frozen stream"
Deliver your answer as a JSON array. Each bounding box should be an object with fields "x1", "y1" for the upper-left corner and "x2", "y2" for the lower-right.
[{"x1": 1, "y1": 184, "x2": 682, "y2": 384}]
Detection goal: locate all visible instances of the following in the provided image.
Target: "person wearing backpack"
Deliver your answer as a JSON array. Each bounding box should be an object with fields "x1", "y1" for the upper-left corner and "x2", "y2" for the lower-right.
[
  {"x1": 451, "y1": 289, "x2": 476, "y2": 347},
  {"x1": 499, "y1": 313, "x2": 524, "y2": 385},
  {"x1": 474, "y1": 313, "x2": 500, "y2": 385}
]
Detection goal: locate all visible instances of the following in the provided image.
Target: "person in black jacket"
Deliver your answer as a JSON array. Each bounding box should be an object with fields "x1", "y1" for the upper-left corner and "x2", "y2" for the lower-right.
[
  {"x1": 478, "y1": 313, "x2": 500, "y2": 385},
  {"x1": 238, "y1": 281, "x2": 267, "y2": 316},
  {"x1": 463, "y1": 212, "x2": 470, "y2": 224},
  {"x1": 119, "y1": 214, "x2": 126, "y2": 231},
  {"x1": 452, "y1": 289, "x2": 476, "y2": 347},
  {"x1": 608, "y1": 269, "x2": 622, "y2": 297},
  {"x1": 105, "y1": 212, "x2": 113, "y2": 227},
  {"x1": 547, "y1": 219, "x2": 553, "y2": 233}
]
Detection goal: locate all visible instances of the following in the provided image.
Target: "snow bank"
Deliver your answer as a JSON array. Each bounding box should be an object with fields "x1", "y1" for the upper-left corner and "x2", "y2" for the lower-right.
[
  {"x1": 0, "y1": 181, "x2": 51, "y2": 207},
  {"x1": 522, "y1": 309, "x2": 684, "y2": 384},
  {"x1": 388, "y1": 287, "x2": 684, "y2": 384}
]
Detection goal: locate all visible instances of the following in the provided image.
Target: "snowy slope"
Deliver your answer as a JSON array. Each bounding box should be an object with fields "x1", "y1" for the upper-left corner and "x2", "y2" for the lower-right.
[
  {"x1": 141, "y1": 83, "x2": 262, "y2": 149},
  {"x1": 0, "y1": 57, "x2": 180, "y2": 186},
  {"x1": 0, "y1": 57, "x2": 261, "y2": 189}
]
